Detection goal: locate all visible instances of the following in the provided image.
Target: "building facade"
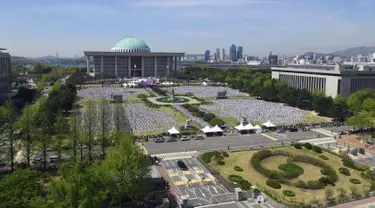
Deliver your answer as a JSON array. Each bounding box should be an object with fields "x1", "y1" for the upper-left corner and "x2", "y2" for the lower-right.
[
  {"x1": 268, "y1": 51, "x2": 278, "y2": 65},
  {"x1": 204, "y1": 50, "x2": 210, "y2": 62},
  {"x1": 230, "y1": 44, "x2": 237, "y2": 62},
  {"x1": 272, "y1": 64, "x2": 375, "y2": 98},
  {"x1": 84, "y1": 37, "x2": 184, "y2": 77},
  {"x1": 0, "y1": 49, "x2": 11, "y2": 96},
  {"x1": 237, "y1": 46, "x2": 243, "y2": 60},
  {"x1": 222, "y1": 48, "x2": 226, "y2": 61}
]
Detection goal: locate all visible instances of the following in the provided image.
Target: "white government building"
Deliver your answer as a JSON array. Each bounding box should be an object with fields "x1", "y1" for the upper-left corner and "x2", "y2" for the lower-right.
[
  {"x1": 272, "y1": 63, "x2": 375, "y2": 98},
  {"x1": 84, "y1": 37, "x2": 185, "y2": 77}
]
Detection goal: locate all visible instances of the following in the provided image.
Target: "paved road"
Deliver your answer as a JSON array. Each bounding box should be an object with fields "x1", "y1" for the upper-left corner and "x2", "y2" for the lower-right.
[{"x1": 144, "y1": 130, "x2": 328, "y2": 155}]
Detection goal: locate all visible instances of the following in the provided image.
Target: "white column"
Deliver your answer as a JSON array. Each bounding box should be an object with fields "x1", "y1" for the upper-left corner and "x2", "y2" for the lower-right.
[
  {"x1": 115, "y1": 56, "x2": 118, "y2": 76},
  {"x1": 154, "y1": 56, "x2": 158, "y2": 77},
  {"x1": 128, "y1": 56, "x2": 131, "y2": 77},
  {"x1": 141, "y1": 56, "x2": 144, "y2": 77},
  {"x1": 100, "y1": 56, "x2": 104, "y2": 73},
  {"x1": 86, "y1": 56, "x2": 90, "y2": 73},
  {"x1": 167, "y1": 57, "x2": 170, "y2": 75}
]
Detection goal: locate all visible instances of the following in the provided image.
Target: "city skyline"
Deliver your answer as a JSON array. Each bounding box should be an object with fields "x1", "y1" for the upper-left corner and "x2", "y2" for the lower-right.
[{"x1": 1, "y1": 0, "x2": 375, "y2": 57}]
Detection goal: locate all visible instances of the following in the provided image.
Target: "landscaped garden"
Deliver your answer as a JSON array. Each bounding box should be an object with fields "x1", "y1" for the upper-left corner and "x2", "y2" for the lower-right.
[{"x1": 206, "y1": 145, "x2": 374, "y2": 206}]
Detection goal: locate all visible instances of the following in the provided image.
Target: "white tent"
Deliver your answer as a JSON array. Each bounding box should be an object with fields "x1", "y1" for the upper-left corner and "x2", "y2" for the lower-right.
[
  {"x1": 253, "y1": 125, "x2": 262, "y2": 134},
  {"x1": 201, "y1": 126, "x2": 212, "y2": 133},
  {"x1": 202, "y1": 81, "x2": 208, "y2": 86},
  {"x1": 168, "y1": 126, "x2": 180, "y2": 135},
  {"x1": 211, "y1": 125, "x2": 223, "y2": 132},
  {"x1": 122, "y1": 83, "x2": 128, "y2": 87},
  {"x1": 244, "y1": 123, "x2": 254, "y2": 130},
  {"x1": 235, "y1": 123, "x2": 246, "y2": 131},
  {"x1": 262, "y1": 120, "x2": 276, "y2": 128}
]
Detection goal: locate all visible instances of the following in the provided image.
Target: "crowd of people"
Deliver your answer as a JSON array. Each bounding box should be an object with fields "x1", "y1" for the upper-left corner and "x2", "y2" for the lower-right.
[
  {"x1": 77, "y1": 87, "x2": 150, "y2": 100},
  {"x1": 200, "y1": 99, "x2": 306, "y2": 125},
  {"x1": 169, "y1": 86, "x2": 248, "y2": 98}
]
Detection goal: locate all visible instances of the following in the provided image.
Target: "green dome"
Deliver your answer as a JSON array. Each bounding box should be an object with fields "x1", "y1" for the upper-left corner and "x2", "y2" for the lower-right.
[{"x1": 111, "y1": 37, "x2": 150, "y2": 52}]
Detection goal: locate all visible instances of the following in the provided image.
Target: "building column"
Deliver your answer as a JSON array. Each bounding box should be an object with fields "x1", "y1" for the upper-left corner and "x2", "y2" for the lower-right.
[
  {"x1": 141, "y1": 56, "x2": 144, "y2": 77},
  {"x1": 167, "y1": 56, "x2": 170, "y2": 75},
  {"x1": 86, "y1": 56, "x2": 90, "y2": 73},
  {"x1": 174, "y1": 56, "x2": 177, "y2": 72},
  {"x1": 154, "y1": 57, "x2": 158, "y2": 77},
  {"x1": 177, "y1": 56, "x2": 181, "y2": 71},
  {"x1": 115, "y1": 56, "x2": 118, "y2": 77},
  {"x1": 100, "y1": 56, "x2": 104, "y2": 74},
  {"x1": 128, "y1": 56, "x2": 131, "y2": 77}
]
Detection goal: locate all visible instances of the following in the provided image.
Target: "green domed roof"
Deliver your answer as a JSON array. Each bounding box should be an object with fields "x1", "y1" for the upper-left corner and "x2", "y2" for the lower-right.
[{"x1": 112, "y1": 37, "x2": 149, "y2": 50}]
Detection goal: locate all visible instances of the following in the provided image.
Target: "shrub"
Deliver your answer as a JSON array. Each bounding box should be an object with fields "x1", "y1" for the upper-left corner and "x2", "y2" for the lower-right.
[
  {"x1": 209, "y1": 118, "x2": 225, "y2": 126},
  {"x1": 228, "y1": 175, "x2": 243, "y2": 182},
  {"x1": 339, "y1": 167, "x2": 351, "y2": 176},
  {"x1": 278, "y1": 163, "x2": 304, "y2": 175},
  {"x1": 319, "y1": 155, "x2": 329, "y2": 160},
  {"x1": 234, "y1": 166, "x2": 244, "y2": 172},
  {"x1": 295, "y1": 180, "x2": 307, "y2": 189},
  {"x1": 283, "y1": 190, "x2": 296, "y2": 197},
  {"x1": 321, "y1": 169, "x2": 330, "y2": 175},
  {"x1": 319, "y1": 177, "x2": 331, "y2": 185},
  {"x1": 350, "y1": 178, "x2": 361, "y2": 184},
  {"x1": 202, "y1": 152, "x2": 215, "y2": 163},
  {"x1": 213, "y1": 155, "x2": 224, "y2": 161},
  {"x1": 313, "y1": 145, "x2": 323, "y2": 153},
  {"x1": 307, "y1": 180, "x2": 326, "y2": 189},
  {"x1": 217, "y1": 161, "x2": 225, "y2": 165},
  {"x1": 238, "y1": 180, "x2": 252, "y2": 190},
  {"x1": 292, "y1": 143, "x2": 302, "y2": 149},
  {"x1": 266, "y1": 179, "x2": 281, "y2": 189},
  {"x1": 303, "y1": 143, "x2": 313, "y2": 150},
  {"x1": 222, "y1": 151, "x2": 229, "y2": 157},
  {"x1": 203, "y1": 113, "x2": 215, "y2": 122}
]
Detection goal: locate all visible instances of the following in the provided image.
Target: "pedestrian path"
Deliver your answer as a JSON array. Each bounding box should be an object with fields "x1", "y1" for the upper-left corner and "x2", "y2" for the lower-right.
[
  {"x1": 298, "y1": 137, "x2": 337, "y2": 145},
  {"x1": 152, "y1": 151, "x2": 198, "y2": 160}
]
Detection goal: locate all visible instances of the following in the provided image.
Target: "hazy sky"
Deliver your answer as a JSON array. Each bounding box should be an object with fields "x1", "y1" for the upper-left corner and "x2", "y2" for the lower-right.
[{"x1": 1, "y1": 0, "x2": 375, "y2": 57}]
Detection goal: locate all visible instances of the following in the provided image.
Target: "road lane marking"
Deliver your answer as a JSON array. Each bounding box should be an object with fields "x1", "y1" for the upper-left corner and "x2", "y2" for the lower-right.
[
  {"x1": 183, "y1": 171, "x2": 192, "y2": 175},
  {"x1": 174, "y1": 181, "x2": 185, "y2": 186},
  {"x1": 261, "y1": 133, "x2": 278, "y2": 141}
]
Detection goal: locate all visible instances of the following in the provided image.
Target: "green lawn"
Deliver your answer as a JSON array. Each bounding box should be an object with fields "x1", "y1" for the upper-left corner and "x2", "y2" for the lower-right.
[{"x1": 209, "y1": 146, "x2": 371, "y2": 205}]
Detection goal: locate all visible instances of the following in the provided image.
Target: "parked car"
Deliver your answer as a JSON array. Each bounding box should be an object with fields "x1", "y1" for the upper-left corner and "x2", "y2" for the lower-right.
[
  {"x1": 166, "y1": 137, "x2": 177, "y2": 142},
  {"x1": 155, "y1": 137, "x2": 164, "y2": 143},
  {"x1": 180, "y1": 135, "x2": 190, "y2": 141},
  {"x1": 177, "y1": 160, "x2": 188, "y2": 171},
  {"x1": 276, "y1": 129, "x2": 285, "y2": 133},
  {"x1": 194, "y1": 135, "x2": 205, "y2": 140},
  {"x1": 49, "y1": 155, "x2": 58, "y2": 163}
]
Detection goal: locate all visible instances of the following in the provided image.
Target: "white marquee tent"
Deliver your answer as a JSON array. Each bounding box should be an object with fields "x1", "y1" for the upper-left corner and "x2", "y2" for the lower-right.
[
  {"x1": 168, "y1": 126, "x2": 180, "y2": 135},
  {"x1": 253, "y1": 125, "x2": 262, "y2": 134},
  {"x1": 211, "y1": 125, "x2": 223, "y2": 132},
  {"x1": 201, "y1": 126, "x2": 213, "y2": 133},
  {"x1": 262, "y1": 120, "x2": 276, "y2": 128}
]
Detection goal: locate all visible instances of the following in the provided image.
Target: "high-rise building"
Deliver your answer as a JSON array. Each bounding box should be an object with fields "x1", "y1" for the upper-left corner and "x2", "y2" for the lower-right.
[
  {"x1": 216, "y1": 48, "x2": 220, "y2": 62},
  {"x1": 237, "y1": 46, "x2": 243, "y2": 60},
  {"x1": 230, "y1": 44, "x2": 237, "y2": 62},
  {"x1": 0, "y1": 48, "x2": 11, "y2": 97},
  {"x1": 268, "y1": 51, "x2": 278, "y2": 65},
  {"x1": 204, "y1": 50, "x2": 210, "y2": 62},
  {"x1": 222, "y1": 48, "x2": 226, "y2": 61}
]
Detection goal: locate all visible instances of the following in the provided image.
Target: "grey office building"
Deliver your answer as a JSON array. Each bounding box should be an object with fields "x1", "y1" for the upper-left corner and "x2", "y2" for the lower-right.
[
  {"x1": 0, "y1": 49, "x2": 11, "y2": 97},
  {"x1": 272, "y1": 64, "x2": 375, "y2": 98},
  {"x1": 84, "y1": 37, "x2": 184, "y2": 77},
  {"x1": 237, "y1": 46, "x2": 243, "y2": 60},
  {"x1": 230, "y1": 44, "x2": 237, "y2": 61}
]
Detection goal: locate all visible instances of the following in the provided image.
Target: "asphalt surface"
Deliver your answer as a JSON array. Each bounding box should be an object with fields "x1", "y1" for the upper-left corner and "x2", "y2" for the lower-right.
[
  {"x1": 160, "y1": 157, "x2": 233, "y2": 207},
  {"x1": 145, "y1": 130, "x2": 329, "y2": 155}
]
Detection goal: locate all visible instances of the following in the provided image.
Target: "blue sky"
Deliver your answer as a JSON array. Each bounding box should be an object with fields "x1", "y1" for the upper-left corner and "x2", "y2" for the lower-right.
[{"x1": 1, "y1": 0, "x2": 375, "y2": 57}]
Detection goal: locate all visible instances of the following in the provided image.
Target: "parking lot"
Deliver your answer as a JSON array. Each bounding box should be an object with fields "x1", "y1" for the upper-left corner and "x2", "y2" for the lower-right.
[{"x1": 158, "y1": 155, "x2": 234, "y2": 207}]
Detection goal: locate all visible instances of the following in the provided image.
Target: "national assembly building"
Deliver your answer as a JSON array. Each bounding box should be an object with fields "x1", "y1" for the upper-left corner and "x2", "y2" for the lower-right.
[{"x1": 84, "y1": 37, "x2": 185, "y2": 78}]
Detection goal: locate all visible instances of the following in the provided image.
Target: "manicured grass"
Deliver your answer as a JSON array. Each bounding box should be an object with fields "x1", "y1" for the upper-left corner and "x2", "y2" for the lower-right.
[
  {"x1": 300, "y1": 110, "x2": 331, "y2": 123},
  {"x1": 278, "y1": 163, "x2": 304, "y2": 175},
  {"x1": 209, "y1": 146, "x2": 371, "y2": 205}
]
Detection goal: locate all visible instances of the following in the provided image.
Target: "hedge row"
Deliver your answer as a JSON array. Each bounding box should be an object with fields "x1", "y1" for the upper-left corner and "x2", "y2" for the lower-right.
[
  {"x1": 266, "y1": 179, "x2": 281, "y2": 189},
  {"x1": 339, "y1": 167, "x2": 351, "y2": 176},
  {"x1": 342, "y1": 156, "x2": 367, "y2": 171},
  {"x1": 350, "y1": 178, "x2": 361, "y2": 184},
  {"x1": 182, "y1": 104, "x2": 225, "y2": 126},
  {"x1": 283, "y1": 190, "x2": 296, "y2": 197},
  {"x1": 234, "y1": 166, "x2": 244, "y2": 172},
  {"x1": 319, "y1": 155, "x2": 329, "y2": 160},
  {"x1": 202, "y1": 152, "x2": 215, "y2": 163}
]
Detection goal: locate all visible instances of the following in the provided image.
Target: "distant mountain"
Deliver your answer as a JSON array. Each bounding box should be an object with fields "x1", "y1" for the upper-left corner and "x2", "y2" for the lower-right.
[{"x1": 302, "y1": 46, "x2": 375, "y2": 58}]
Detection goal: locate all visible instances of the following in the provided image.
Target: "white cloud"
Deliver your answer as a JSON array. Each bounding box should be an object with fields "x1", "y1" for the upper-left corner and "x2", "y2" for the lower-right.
[{"x1": 129, "y1": 0, "x2": 277, "y2": 8}]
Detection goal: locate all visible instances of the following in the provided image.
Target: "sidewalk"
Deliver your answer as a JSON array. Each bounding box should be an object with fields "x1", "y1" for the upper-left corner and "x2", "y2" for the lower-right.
[{"x1": 331, "y1": 197, "x2": 375, "y2": 208}]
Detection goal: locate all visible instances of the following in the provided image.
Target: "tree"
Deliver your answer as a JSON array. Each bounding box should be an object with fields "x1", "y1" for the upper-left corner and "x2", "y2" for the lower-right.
[
  {"x1": 83, "y1": 101, "x2": 97, "y2": 160},
  {"x1": 113, "y1": 102, "x2": 128, "y2": 134},
  {"x1": 347, "y1": 88, "x2": 375, "y2": 113},
  {"x1": 337, "y1": 188, "x2": 347, "y2": 201},
  {"x1": 0, "y1": 168, "x2": 44, "y2": 207},
  {"x1": 98, "y1": 99, "x2": 110, "y2": 158},
  {"x1": 325, "y1": 189, "x2": 334, "y2": 200},
  {"x1": 17, "y1": 104, "x2": 35, "y2": 167},
  {"x1": 54, "y1": 109, "x2": 68, "y2": 163},
  {"x1": 2, "y1": 100, "x2": 17, "y2": 172},
  {"x1": 69, "y1": 104, "x2": 81, "y2": 158},
  {"x1": 350, "y1": 186, "x2": 359, "y2": 198}
]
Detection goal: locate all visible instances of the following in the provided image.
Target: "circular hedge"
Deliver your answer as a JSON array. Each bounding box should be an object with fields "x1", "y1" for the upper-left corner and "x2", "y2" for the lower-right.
[
  {"x1": 266, "y1": 179, "x2": 281, "y2": 189},
  {"x1": 228, "y1": 175, "x2": 244, "y2": 182},
  {"x1": 283, "y1": 190, "x2": 296, "y2": 197},
  {"x1": 339, "y1": 167, "x2": 351, "y2": 176},
  {"x1": 278, "y1": 163, "x2": 304, "y2": 175},
  {"x1": 319, "y1": 155, "x2": 329, "y2": 160},
  {"x1": 234, "y1": 166, "x2": 244, "y2": 172},
  {"x1": 350, "y1": 178, "x2": 361, "y2": 184}
]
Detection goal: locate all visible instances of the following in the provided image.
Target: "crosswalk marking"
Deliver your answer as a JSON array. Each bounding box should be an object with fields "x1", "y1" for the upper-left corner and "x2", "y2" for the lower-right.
[
  {"x1": 189, "y1": 179, "x2": 199, "y2": 184},
  {"x1": 195, "y1": 170, "x2": 204, "y2": 174},
  {"x1": 168, "y1": 172, "x2": 178, "y2": 177},
  {"x1": 152, "y1": 151, "x2": 197, "y2": 161},
  {"x1": 183, "y1": 171, "x2": 192, "y2": 175},
  {"x1": 203, "y1": 178, "x2": 212, "y2": 182},
  {"x1": 174, "y1": 181, "x2": 185, "y2": 186}
]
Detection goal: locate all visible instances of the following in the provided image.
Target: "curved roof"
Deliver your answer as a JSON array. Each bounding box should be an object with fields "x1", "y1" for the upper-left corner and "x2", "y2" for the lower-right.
[{"x1": 111, "y1": 37, "x2": 150, "y2": 52}]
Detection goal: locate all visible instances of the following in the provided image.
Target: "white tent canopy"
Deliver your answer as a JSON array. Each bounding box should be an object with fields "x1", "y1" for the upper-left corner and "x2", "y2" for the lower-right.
[
  {"x1": 253, "y1": 125, "x2": 262, "y2": 130},
  {"x1": 244, "y1": 123, "x2": 254, "y2": 130},
  {"x1": 211, "y1": 125, "x2": 223, "y2": 132},
  {"x1": 235, "y1": 123, "x2": 246, "y2": 131},
  {"x1": 201, "y1": 126, "x2": 213, "y2": 133},
  {"x1": 202, "y1": 81, "x2": 208, "y2": 86},
  {"x1": 253, "y1": 125, "x2": 262, "y2": 134},
  {"x1": 262, "y1": 120, "x2": 276, "y2": 128},
  {"x1": 235, "y1": 123, "x2": 254, "y2": 131},
  {"x1": 168, "y1": 126, "x2": 180, "y2": 134}
]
